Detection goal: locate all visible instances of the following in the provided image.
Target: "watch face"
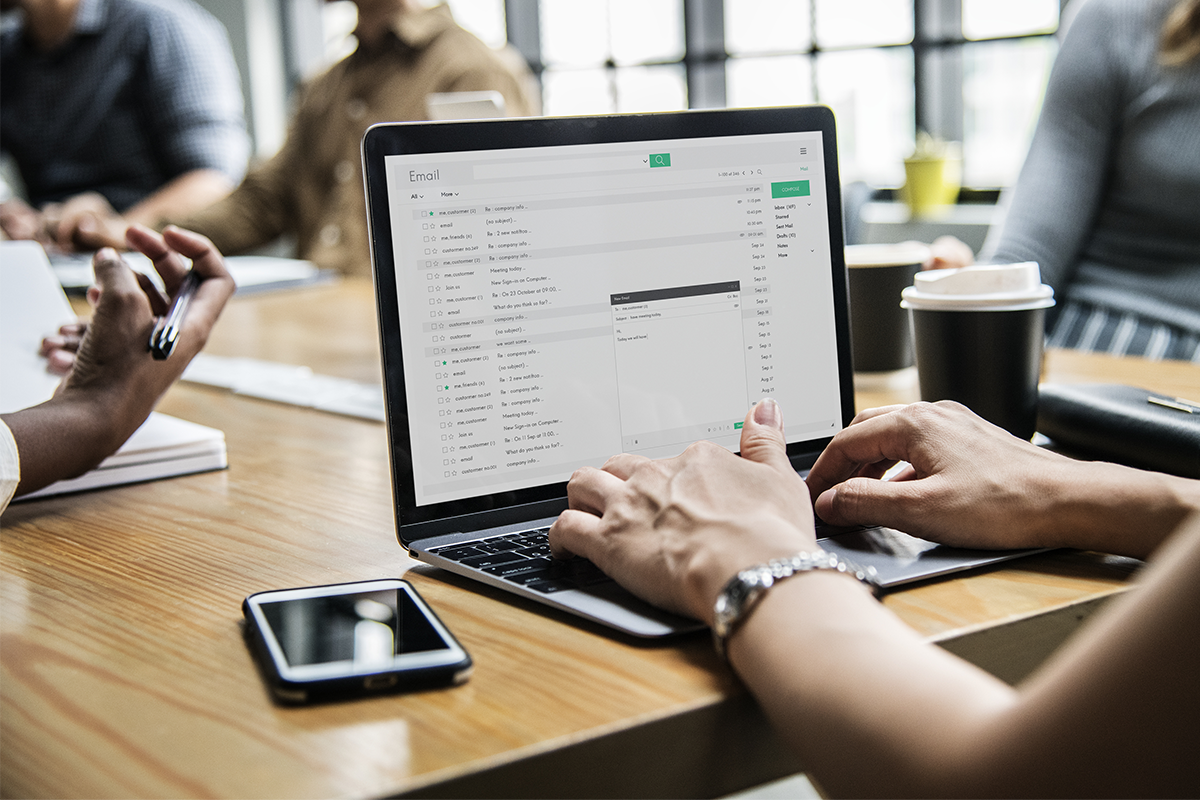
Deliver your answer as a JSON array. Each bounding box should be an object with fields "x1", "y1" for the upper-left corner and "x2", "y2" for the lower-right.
[
  {"x1": 714, "y1": 566, "x2": 784, "y2": 651},
  {"x1": 713, "y1": 593, "x2": 737, "y2": 637},
  {"x1": 735, "y1": 570, "x2": 768, "y2": 606}
]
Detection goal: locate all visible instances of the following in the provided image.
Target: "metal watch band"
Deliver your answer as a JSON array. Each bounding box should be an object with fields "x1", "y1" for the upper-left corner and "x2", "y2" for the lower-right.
[{"x1": 712, "y1": 551, "x2": 882, "y2": 660}]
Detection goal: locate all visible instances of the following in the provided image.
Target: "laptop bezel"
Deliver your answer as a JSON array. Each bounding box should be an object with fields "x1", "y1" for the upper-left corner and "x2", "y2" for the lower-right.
[{"x1": 361, "y1": 106, "x2": 855, "y2": 546}]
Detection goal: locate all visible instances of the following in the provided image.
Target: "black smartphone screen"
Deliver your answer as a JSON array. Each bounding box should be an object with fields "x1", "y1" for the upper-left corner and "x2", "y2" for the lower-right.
[
  {"x1": 259, "y1": 587, "x2": 451, "y2": 668},
  {"x1": 244, "y1": 579, "x2": 472, "y2": 702}
]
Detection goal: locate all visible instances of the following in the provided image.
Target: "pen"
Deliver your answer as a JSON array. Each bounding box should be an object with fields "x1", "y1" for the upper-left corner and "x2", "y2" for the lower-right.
[
  {"x1": 1148, "y1": 395, "x2": 1198, "y2": 414},
  {"x1": 148, "y1": 270, "x2": 201, "y2": 360}
]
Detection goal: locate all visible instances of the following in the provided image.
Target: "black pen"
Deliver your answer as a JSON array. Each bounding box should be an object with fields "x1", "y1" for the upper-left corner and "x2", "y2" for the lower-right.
[{"x1": 149, "y1": 270, "x2": 201, "y2": 360}]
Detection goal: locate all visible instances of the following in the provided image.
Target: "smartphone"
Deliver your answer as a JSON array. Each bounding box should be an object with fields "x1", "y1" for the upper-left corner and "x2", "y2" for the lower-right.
[{"x1": 242, "y1": 579, "x2": 472, "y2": 704}]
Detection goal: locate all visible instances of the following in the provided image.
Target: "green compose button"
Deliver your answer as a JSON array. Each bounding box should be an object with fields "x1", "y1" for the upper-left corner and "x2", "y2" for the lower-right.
[{"x1": 771, "y1": 180, "x2": 811, "y2": 198}]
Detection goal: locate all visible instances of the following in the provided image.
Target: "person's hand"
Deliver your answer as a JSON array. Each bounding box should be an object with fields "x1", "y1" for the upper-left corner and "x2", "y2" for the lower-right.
[
  {"x1": 39, "y1": 223, "x2": 231, "y2": 376},
  {"x1": 807, "y1": 402, "x2": 1084, "y2": 549},
  {"x1": 41, "y1": 192, "x2": 129, "y2": 251},
  {"x1": 808, "y1": 402, "x2": 1200, "y2": 559},
  {"x1": 4, "y1": 224, "x2": 235, "y2": 497},
  {"x1": 55, "y1": 224, "x2": 234, "y2": 413},
  {"x1": 0, "y1": 197, "x2": 49, "y2": 243},
  {"x1": 548, "y1": 399, "x2": 816, "y2": 623},
  {"x1": 40, "y1": 321, "x2": 88, "y2": 376},
  {"x1": 922, "y1": 235, "x2": 974, "y2": 271}
]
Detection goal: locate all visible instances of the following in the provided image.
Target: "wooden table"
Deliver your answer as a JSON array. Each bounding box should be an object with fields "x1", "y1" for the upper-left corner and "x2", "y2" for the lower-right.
[{"x1": 3, "y1": 279, "x2": 1196, "y2": 799}]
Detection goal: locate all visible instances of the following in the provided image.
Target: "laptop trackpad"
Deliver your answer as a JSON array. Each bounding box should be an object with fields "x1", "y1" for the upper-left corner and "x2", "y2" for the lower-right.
[
  {"x1": 555, "y1": 581, "x2": 705, "y2": 638},
  {"x1": 819, "y1": 526, "x2": 1046, "y2": 589}
]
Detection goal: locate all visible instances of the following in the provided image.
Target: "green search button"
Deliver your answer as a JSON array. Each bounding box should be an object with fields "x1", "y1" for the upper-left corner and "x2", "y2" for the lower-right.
[
  {"x1": 771, "y1": 180, "x2": 810, "y2": 198},
  {"x1": 649, "y1": 153, "x2": 671, "y2": 168}
]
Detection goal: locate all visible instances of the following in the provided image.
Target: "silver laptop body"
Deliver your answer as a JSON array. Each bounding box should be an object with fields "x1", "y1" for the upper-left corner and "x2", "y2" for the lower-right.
[{"x1": 362, "y1": 107, "x2": 1038, "y2": 638}]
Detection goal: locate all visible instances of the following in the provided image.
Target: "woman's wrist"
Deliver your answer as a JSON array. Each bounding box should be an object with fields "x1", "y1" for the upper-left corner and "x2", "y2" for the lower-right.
[
  {"x1": 687, "y1": 516, "x2": 822, "y2": 625},
  {"x1": 724, "y1": 564, "x2": 883, "y2": 670},
  {"x1": 1045, "y1": 459, "x2": 1200, "y2": 558},
  {"x1": 712, "y1": 550, "x2": 882, "y2": 659},
  {"x1": 52, "y1": 380, "x2": 154, "y2": 466}
]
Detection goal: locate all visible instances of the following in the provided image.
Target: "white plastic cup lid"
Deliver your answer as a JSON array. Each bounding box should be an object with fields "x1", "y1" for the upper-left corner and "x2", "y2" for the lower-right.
[{"x1": 901, "y1": 262, "x2": 1055, "y2": 311}]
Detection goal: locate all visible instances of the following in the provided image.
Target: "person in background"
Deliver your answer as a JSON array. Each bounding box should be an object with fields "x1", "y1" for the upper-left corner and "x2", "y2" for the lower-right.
[
  {"x1": 927, "y1": 0, "x2": 1200, "y2": 362},
  {"x1": 0, "y1": 225, "x2": 235, "y2": 512},
  {"x1": 0, "y1": 0, "x2": 249, "y2": 252},
  {"x1": 549, "y1": 398, "x2": 1200, "y2": 796},
  {"x1": 177, "y1": 0, "x2": 537, "y2": 279}
]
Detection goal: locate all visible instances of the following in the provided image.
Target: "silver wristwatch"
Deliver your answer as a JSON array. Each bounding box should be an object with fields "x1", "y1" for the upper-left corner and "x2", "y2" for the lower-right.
[{"x1": 712, "y1": 551, "x2": 881, "y2": 660}]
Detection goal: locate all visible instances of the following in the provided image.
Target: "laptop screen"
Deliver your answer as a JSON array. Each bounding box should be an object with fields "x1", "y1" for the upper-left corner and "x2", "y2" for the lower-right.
[{"x1": 363, "y1": 108, "x2": 853, "y2": 535}]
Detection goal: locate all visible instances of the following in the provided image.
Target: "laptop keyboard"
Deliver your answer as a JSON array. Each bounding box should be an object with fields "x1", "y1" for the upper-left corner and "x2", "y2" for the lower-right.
[
  {"x1": 427, "y1": 528, "x2": 614, "y2": 594},
  {"x1": 426, "y1": 517, "x2": 861, "y2": 598}
]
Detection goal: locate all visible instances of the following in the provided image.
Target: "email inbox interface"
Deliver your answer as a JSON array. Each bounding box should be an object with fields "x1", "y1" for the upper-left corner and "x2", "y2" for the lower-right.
[{"x1": 385, "y1": 133, "x2": 842, "y2": 507}]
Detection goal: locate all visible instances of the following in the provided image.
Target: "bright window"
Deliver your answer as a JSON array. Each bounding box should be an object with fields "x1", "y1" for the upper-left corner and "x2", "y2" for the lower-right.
[
  {"x1": 725, "y1": 0, "x2": 811, "y2": 54},
  {"x1": 725, "y1": 55, "x2": 814, "y2": 109},
  {"x1": 443, "y1": 0, "x2": 507, "y2": 47},
  {"x1": 539, "y1": 0, "x2": 686, "y2": 114},
  {"x1": 817, "y1": 48, "x2": 914, "y2": 186},
  {"x1": 963, "y1": 0, "x2": 1058, "y2": 40},
  {"x1": 813, "y1": 0, "x2": 913, "y2": 48},
  {"x1": 962, "y1": 38, "x2": 1057, "y2": 187},
  {"x1": 313, "y1": 0, "x2": 1062, "y2": 189}
]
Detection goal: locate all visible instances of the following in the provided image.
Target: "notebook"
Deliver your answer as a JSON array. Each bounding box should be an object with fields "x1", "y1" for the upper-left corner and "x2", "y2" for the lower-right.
[{"x1": 361, "y1": 106, "x2": 1040, "y2": 638}]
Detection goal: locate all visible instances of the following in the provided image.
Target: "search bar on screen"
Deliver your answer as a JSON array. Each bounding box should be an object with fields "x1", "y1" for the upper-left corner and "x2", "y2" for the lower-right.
[{"x1": 473, "y1": 154, "x2": 666, "y2": 181}]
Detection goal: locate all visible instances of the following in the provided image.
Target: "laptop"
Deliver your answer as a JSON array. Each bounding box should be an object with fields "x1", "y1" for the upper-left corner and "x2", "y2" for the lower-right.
[{"x1": 361, "y1": 106, "x2": 1040, "y2": 638}]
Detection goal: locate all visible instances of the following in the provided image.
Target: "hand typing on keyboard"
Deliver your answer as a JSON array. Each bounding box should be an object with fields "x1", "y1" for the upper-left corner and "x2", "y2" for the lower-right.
[
  {"x1": 430, "y1": 529, "x2": 613, "y2": 595},
  {"x1": 547, "y1": 396, "x2": 1200, "y2": 799},
  {"x1": 548, "y1": 398, "x2": 814, "y2": 623}
]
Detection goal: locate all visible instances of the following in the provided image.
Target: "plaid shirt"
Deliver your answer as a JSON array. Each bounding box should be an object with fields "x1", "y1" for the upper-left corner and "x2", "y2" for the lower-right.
[{"x1": 0, "y1": 0, "x2": 249, "y2": 212}]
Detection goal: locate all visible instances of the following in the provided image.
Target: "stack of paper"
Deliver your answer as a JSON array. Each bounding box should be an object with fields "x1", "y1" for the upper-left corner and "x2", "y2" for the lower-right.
[
  {"x1": 1, "y1": 241, "x2": 227, "y2": 501},
  {"x1": 182, "y1": 353, "x2": 386, "y2": 421}
]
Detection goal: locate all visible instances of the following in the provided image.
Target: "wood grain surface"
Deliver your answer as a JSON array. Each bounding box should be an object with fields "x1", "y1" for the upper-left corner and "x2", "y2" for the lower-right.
[{"x1": 3, "y1": 279, "x2": 1195, "y2": 798}]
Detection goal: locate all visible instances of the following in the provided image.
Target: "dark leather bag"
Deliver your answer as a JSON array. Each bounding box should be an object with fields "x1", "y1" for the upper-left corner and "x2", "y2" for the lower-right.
[{"x1": 1037, "y1": 383, "x2": 1200, "y2": 478}]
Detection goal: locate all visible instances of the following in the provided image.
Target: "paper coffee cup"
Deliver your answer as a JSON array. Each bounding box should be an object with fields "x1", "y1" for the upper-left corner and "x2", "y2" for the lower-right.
[
  {"x1": 902, "y1": 263, "x2": 1054, "y2": 439},
  {"x1": 846, "y1": 242, "x2": 929, "y2": 377}
]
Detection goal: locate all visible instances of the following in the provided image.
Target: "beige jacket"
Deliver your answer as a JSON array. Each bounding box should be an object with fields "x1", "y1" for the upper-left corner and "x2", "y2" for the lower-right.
[{"x1": 182, "y1": 4, "x2": 535, "y2": 277}]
